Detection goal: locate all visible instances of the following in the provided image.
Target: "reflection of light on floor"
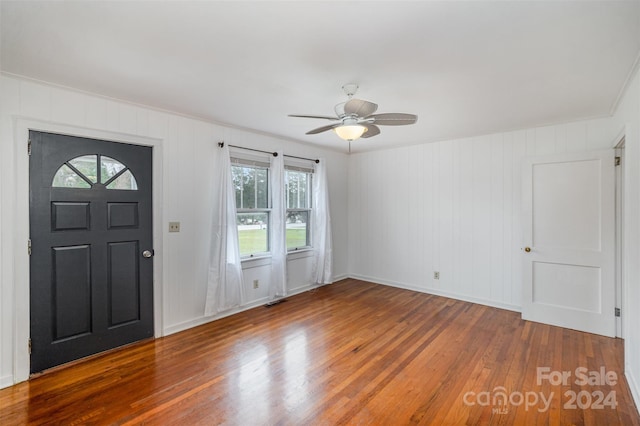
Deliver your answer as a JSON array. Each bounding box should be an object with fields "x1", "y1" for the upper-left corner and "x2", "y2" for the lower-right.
[
  {"x1": 227, "y1": 331, "x2": 310, "y2": 423},
  {"x1": 284, "y1": 331, "x2": 309, "y2": 411},
  {"x1": 236, "y1": 344, "x2": 271, "y2": 422}
]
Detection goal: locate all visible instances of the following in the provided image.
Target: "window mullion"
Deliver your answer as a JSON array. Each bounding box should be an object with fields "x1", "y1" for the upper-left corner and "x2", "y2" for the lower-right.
[
  {"x1": 297, "y1": 174, "x2": 301, "y2": 208},
  {"x1": 254, "y1": 167, "x2": 258, "y2": 209},
  {"x1": 239, "y1": 167, "x2": 244, "y2": 209}
]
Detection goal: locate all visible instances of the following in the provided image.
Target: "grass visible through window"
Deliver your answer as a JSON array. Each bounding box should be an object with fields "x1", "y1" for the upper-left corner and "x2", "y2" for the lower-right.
[
  {"x1": 286, "y1": 228, "x2": 307, "y2": 250},
  {"x1": 238, "y1": 228, "x2": 267, "y2": 256},
  {"x1": 238, "y1": 228, "x2": 308, "y2": 256}
]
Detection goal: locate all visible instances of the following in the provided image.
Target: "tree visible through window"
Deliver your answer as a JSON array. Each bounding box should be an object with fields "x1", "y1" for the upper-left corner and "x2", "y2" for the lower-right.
[
  {"x1": 231, "y1": 159, "x2": 313, "y2": 257},
  {"x1": 232, "y1": 163, "x2": 269, "y2": 256},
  {"x1": 52, "y1": 154, "x2": 138, "y2": 190},
  {"x1": 285, "y1": 168, "x2": 312, "y2": 250}
]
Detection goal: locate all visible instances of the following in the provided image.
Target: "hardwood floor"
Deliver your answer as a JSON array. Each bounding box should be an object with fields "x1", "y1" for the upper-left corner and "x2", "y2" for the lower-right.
[{"x1": 1, "y1": 279, "x2": 638, "y2": 425}]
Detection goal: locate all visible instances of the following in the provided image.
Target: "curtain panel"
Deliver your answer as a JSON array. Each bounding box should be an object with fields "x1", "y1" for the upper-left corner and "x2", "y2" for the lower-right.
[
  {"x1": 270, "y1": 151, "x2": 288, "y2": 299},
  {"x1": 312, "y1": 159, "x2": 333, "y2": 284},
  {"x1": 205, "y1": 144, "x2": 245, "y2": 316}
]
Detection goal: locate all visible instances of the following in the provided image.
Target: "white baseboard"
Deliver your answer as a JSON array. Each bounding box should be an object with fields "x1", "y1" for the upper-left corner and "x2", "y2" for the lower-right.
[
  {"x1": 163, "y1": 282, "x2": 322, "y2": 336},
  {"x1": 625, "y1": 365, "x2": 640, "y2": 417},
  {"x1": 348, "y1": 273, "x2": 521, "y2": 313},
  {"x1": 0, "y1": 374, "x2": 14, "y2": 390},
  {"x1": 163, "y1": 296, "x2": 270, "y2": 336},
  {"x1": 331, "y1": 273, "x2": 349, "y2": 282},
  {"x1": 288, "y1": 283, "x2": 317, "y2": 295}
]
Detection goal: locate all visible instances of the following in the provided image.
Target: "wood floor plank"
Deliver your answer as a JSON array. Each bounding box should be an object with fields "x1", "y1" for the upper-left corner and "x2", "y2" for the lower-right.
[{"x1": 0, "y1": 279, "x2": 638, "y2": 425}]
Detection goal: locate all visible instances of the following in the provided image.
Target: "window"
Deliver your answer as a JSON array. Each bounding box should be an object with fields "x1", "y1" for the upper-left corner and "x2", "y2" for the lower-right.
[
  {"x1": 232, "y1": 160, "x2": 269, "y2": 257},
  {"x1": 52, "y1": 155, "x2": 138, "y2": 190},
  {"x1": 285, "y1": 167, "x2": 312, "y2": 250}
]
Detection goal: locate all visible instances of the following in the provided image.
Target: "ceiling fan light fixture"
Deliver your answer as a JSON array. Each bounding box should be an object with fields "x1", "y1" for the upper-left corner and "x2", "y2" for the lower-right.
[
  {"x1": 289, "y1": 84, "x2": 417, "y2": 143},
  {"x1": 334, "y1": 124, "x2": 366, "y2": 141}
]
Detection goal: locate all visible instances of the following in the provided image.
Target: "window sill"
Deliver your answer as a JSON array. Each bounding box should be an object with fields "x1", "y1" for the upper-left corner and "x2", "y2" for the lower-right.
[
  {"x1": 241, "y1": 255, "x2": 272, "y2": 269},
  {"x1": 287, "y1": 248, "x2": 314, "y2": 261},
  {"x1": 240, "y1": 249, "x2": 313, "y2": 268}
]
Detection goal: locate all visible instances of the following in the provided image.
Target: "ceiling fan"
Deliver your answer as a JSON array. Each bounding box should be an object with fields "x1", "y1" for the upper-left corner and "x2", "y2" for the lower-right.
[{"x1": 288, "y1": 84, "x2": 418, "y2": 142}]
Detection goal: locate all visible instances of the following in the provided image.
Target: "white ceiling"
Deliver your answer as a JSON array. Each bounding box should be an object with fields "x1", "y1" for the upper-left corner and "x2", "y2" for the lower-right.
[{"x1": 2, "y1": 1, "x2": 640, "y2": 153}]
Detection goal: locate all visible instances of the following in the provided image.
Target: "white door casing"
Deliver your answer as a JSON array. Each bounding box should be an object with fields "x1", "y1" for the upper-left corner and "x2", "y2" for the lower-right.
[
  {"x1": 614, "y1": 144, "x2": 624, "y2": 338},
  {"x1": 522, "y1": 150, "x2": 615, "y2": 337},
  {"x1": 12, "y1": 118, "x2": 165, "y2": 384}
]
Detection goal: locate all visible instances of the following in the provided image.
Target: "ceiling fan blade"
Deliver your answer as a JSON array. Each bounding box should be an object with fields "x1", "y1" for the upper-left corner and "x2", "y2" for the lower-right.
[
  {"x1": 367, "y1": 113, "x2": 418, "y2": 126},
  {"x1": 288, "y1": 114, "x2": 338, "y2": 120},
  {"x1": 361, "y1": 124, "x2": 381, "y2": 138},
  {"x1": 306, "y1": 123, "x2": 341, "y2": 135},
  {"x1": 344, "y1": 99, "x2": 378, "y2": 117}
]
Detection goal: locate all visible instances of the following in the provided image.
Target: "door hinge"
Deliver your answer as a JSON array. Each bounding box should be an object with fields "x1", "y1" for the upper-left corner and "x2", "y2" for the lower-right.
[
  {"x1": 615, "y1": 307, "x2": 621, "y2": 317},
  {"x1": 28, "y1": 239, "x2": 32, "y2": 256},
  {"x1": 28, "y1": 338, "x2": 32, "y2": 355},
  {"x1": 615, "y1": 156, "x2": 621, "y2": 166},
  {"x1": 27, "y1": 139, "x2": 32, "y2": 156}
]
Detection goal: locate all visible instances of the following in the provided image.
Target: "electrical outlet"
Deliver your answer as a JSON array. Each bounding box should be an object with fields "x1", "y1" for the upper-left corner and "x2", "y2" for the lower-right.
[
  {"x1": 434, "y1": 271, "x2": 440, "y2": 280},
  {"x1": 253, "y1": 279, "x2": 259, "y2": 289},
  {"x1": 168, "y1": 222, "x2": 180, "y2": 233}
]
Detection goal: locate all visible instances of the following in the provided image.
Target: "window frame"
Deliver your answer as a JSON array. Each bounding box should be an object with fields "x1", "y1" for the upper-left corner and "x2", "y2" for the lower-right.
[
  {"x1": 231, "y1": 157, "x2": 271, "y2": 259},
  {"x1": 51, "y1": 154, "x2": 138, "y2": 190},
  {"x1": 285, "y1": 165, "x2": 313, "y2": 252}
]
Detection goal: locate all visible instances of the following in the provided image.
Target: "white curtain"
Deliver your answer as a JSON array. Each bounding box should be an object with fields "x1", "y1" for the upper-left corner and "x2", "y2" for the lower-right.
[
  {"x1": 269, "y1": 151, "x2": 288, "y2": 299},
  {"x1": 204, "y1": 144, "x2": 245, "y2": 316},
  {"x1": 312, "y1": 159, "x2": 333, "y2": 284}
]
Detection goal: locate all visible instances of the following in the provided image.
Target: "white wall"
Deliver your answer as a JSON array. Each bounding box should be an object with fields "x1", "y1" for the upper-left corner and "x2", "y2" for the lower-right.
[
  {"x1": 610, "y1": 65, "x2": 640, "y2": 409},
  {"x1": 0, "y1": 75, "x2": 349, "y2": 387},
  {"x1": 2, "y1": 66, "x2": 639, "y2": 416},
  {"x1": 348, "y1": 117, "x2": 617, "y2": 310},
  {"x1": 348, "y1": 65, "x2": 640, "y2": 411}
]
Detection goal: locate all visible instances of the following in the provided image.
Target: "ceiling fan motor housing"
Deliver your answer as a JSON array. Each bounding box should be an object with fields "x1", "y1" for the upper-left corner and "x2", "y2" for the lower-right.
[{"x1": 288, "y1": 84, "x2": 417, "y2": 141}]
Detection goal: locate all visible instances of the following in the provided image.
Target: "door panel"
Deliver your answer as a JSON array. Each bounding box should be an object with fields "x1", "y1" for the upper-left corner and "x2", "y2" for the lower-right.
[
  {"x1": 532, "y1": 159, "x2": 602, "y2": 250},
  {"x1": 522, "y1": 150, "x2": 615, "y2": 337},
  {"x1": 108, "y1": 241, "x2": 140, "y2": 326},
  {"x1": 29, "y1": 131, "x2": 154, "y2": 373},
  {"x1": 532, "y1": 262, "x2": 600, "y2": 312},
  {"x1": 51, "y1": 202, "x2": 91, "y2": 230},
  {"x1": 108, "y1": 202, "x2": 139, "y2": 228},
  {"x1": 52, "y1": 245, "x2": 92, "y2": 340}
]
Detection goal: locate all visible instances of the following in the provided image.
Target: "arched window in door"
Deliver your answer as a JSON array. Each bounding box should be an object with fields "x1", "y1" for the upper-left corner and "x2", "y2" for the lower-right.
[{"x1": 52, "y1": 154, "x2": 138, "y2": 190}]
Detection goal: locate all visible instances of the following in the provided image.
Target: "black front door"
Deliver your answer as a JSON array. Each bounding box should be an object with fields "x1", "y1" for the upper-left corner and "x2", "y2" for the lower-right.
[{"x1": 29, "y1": 131, "x2": 154, "y2": 373}]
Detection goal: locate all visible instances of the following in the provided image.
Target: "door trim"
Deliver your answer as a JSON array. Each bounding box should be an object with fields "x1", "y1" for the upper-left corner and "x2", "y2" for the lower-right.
[
  {"x1": 12, "y1": 118, "x2": 164, "y2": 383},
  {"x1": 615, "y1": 138, "x2": 625, "y2": 338}
]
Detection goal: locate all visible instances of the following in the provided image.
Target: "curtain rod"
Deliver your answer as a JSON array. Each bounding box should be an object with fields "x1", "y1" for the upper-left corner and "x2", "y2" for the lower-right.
[{"x1": 218, "y1": 142, "x2": 320, "y2": 163}]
